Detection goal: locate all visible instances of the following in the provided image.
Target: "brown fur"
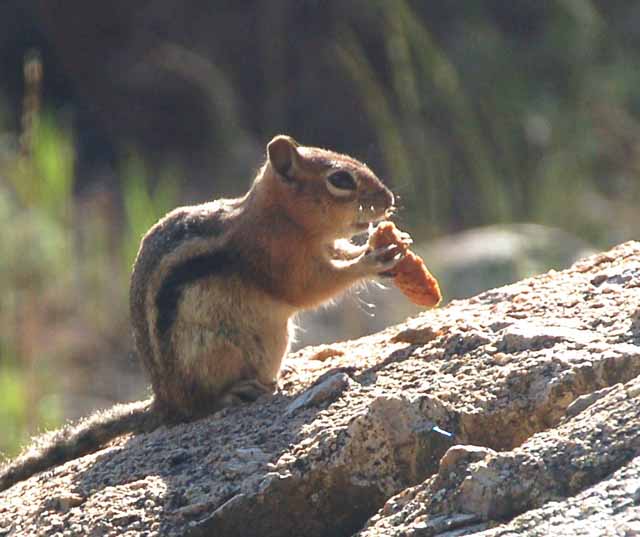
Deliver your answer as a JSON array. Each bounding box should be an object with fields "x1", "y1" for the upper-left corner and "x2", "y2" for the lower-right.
[
  {"x1": 0, "y1": 135, "x2": 397, "y2": 492},
  {"x1": 130, "y1": 135, "x2": 395, "y2": 420},
  {"x1": 0, "y1": 399, "x2": 157, "y2": 492}
]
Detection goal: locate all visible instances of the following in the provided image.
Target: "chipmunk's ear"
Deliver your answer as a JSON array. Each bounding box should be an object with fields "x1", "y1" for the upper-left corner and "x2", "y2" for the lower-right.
[{"x1": 267, "y1": 135, "x2": 301, "y2": 181}]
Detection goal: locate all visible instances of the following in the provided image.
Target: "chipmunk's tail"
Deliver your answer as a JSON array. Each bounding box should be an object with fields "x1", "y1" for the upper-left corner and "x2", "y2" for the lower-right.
[{"x1": 0, "y1": 398, "x2": 161, "y2": 493}]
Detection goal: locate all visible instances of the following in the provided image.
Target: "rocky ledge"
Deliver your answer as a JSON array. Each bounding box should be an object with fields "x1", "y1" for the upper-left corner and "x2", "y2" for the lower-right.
[{"x1": 1, "y1": 241, "x2": 639, "y2": 537}]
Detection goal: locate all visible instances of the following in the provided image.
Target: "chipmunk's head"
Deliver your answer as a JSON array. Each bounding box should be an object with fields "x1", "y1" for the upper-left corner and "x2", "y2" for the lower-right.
[{"x1": 264, "y1": 135, "x2": 395, "y2": 240}]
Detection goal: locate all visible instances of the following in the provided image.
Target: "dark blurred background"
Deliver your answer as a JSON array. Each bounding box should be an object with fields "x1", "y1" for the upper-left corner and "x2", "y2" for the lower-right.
[{"x1": 1, "y1": 0, "x2": 638, "y2": 455}]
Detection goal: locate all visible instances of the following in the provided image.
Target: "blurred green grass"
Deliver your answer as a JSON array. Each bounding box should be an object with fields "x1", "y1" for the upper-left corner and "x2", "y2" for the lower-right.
[
  {"x1": 0, "y1": 110, "x2": 178, "y2": 457},
  {"x1": 338, "y1": 0, "x2": 640, "y2": 241}
]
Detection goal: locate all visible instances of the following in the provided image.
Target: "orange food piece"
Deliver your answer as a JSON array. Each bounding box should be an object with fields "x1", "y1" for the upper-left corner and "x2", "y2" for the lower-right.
[{"x1": 370, "y1": 222, "x2": 442, "y2": 307}]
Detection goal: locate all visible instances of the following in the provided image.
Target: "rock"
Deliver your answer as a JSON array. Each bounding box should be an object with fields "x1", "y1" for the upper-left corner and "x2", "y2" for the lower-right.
[
  {"x1": 42, "y1": 492, "x2": 86, "y2": 513},
  {"x1": 309, "y1": 346, "x2": 346, "y2": 361},
  {"x1": 285, "y1": 371, "x2": 353, "y2": 416},
  {"x1": 418, "y1": 223, "x2": 595, "y2": 301},
  {"x1": 564, "y1": 385, "x2": 617, "y2": 419},
  {"x1": 1, "y1": 241, "x2": 639, "y2": 537},
  {"x1": 359, "y1": 376, "x2": 640, "y2": 536},
  {"x1": 437, "y1": 445, "x2": 495, "y2": 476}
]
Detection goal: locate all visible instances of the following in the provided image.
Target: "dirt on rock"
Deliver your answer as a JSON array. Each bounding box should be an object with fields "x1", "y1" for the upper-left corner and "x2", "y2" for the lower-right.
[{"x1": 1, "y1": 241, "x2": 639, "y2": 537}]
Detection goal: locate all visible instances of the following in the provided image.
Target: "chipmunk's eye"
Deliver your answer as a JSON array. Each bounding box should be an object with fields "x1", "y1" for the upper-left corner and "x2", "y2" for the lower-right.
[{"x1": 326, "y1": 171, "x2": 357, "y2": 197}]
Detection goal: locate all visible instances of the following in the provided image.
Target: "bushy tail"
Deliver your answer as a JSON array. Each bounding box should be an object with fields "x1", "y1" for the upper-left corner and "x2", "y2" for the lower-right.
[{"x1": 0, "y1": 398, "x2": 160, "y2": 493}]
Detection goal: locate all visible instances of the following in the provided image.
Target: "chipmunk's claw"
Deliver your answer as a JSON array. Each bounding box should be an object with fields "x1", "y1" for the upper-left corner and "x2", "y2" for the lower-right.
[{"x1": 361, "y1": 244, "x2": 405, "y2": 274}]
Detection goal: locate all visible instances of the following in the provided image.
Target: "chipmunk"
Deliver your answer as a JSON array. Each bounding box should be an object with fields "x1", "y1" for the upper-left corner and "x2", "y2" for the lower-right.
[{"x1": 0, "y1": 135, "x2": 405, "y2": 492}]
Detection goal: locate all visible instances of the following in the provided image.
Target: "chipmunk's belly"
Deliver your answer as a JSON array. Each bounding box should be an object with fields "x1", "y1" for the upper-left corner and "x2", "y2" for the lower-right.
[{"x1": 175, "y1": 274, "x2": 294, "y2": 388}]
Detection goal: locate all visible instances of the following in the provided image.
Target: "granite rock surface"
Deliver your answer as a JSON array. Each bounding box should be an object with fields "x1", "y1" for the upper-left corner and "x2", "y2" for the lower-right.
[{"x1": 1, "y1": 241, "x2": 639, "y2": 537}]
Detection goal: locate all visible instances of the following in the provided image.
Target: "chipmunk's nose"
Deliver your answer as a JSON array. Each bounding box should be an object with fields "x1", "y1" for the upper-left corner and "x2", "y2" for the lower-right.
[
  {"x1": 362, "y1": 185, "x2": 394, "y2": 218},
  {"x1": 376, "y1": 184, "x2": 394, "y2": 212},
  {"x1": 385, "y1": 187, "x2": 395, "y2": 209}
]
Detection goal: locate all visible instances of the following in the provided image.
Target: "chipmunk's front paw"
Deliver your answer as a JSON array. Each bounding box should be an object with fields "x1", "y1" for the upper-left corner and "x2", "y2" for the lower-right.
[
  {"x1": 359, "y1": 244, "x2": 405, "y2": 275},
  {"x1": 396, "y1": 230, "x2": 413, "y2": 248}
]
